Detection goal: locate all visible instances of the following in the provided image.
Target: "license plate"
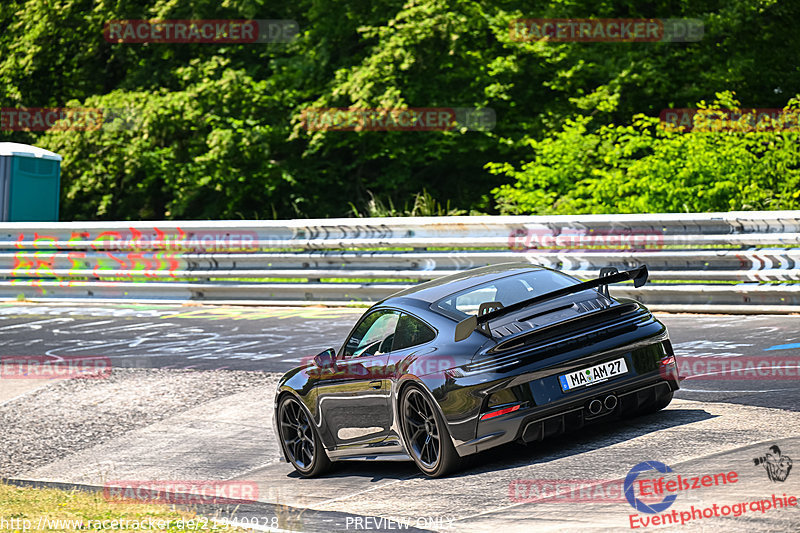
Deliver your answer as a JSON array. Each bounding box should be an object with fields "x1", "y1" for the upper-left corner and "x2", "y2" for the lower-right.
[{"x1": 559, "y1": 357, "x2": 628, "y2": 392}]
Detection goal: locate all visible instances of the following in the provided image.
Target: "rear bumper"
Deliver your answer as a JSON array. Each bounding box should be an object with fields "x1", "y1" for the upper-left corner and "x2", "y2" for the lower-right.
[{"x1": 456, "y1": 372, "x2": 679, "y2": 456}]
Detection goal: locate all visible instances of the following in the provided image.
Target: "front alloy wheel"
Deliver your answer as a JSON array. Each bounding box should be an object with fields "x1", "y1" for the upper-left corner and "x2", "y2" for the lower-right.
[{"x1": 278, "y1": 395, "x2": 331, "y2": 477}]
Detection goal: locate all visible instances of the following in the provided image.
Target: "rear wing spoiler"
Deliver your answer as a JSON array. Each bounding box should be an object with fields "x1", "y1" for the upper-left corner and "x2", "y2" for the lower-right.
[{"x1": 454, "y1": 265, "x2": 648, "y2": 342}]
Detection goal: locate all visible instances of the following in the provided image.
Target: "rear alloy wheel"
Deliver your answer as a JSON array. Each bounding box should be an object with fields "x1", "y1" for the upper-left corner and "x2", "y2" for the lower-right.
[
  {"x1": 400, "y1": 386, "x2": 461, "y2": 477},
  {"x1": 278, "y1": 395, "x2": 331, "y2": 477}
]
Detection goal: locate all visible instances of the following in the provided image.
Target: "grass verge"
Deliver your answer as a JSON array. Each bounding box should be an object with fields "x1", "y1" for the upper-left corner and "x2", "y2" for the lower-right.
[{"x1": 0, "y1": 482, "x2": 251, "y2": 532}]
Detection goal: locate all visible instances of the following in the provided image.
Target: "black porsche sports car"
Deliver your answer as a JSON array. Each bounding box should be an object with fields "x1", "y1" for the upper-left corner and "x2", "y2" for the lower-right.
[{"x1": 274, "y1": 262, "x2": 680, "y2": 477}]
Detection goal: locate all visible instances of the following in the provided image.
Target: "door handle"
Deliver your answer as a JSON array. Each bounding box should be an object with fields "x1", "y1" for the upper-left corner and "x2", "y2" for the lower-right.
[{"x1": 369, "y1": 380, "x2": 382, "y2": 389}]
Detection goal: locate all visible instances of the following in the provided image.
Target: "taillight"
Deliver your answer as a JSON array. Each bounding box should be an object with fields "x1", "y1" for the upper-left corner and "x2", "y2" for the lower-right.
[
  {"x1": 659, "y1": 355, "x2": 682, "y2": 381},
  {"x1": 480, "y1": 404, "x2": 521, "y2": 421}
]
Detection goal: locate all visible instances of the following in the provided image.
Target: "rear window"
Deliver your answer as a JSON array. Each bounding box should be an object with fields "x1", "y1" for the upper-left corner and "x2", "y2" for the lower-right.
[{"x1": 433, "y1": 269, "x2": 579, "y2": 319}]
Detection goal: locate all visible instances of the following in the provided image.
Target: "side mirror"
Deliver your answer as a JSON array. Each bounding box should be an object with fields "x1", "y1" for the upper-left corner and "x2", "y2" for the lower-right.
[{"x1": 313, "y1": 348, "x2": 337, "y2": 370}]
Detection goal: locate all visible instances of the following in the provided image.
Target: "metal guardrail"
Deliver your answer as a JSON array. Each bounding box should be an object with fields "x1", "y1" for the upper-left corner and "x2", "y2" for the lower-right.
[{"x1": 3, "y1": 211, "x2": 800, "y2": 312}]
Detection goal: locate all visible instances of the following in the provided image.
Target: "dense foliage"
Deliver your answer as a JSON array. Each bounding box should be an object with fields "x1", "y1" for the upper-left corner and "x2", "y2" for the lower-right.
[{"x1": 0, "y1": 0, "x2": 797, "y2": 220}]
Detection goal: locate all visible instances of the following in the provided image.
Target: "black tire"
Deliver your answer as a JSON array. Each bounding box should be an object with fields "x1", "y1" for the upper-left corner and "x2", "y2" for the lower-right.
[
  {"x1": 641, "y1": 390, "x2": 674, "y2": 415},
  {"x1": 399, "y1": 385, "x2": 462, "y2": 478},
  {"x1": 278, "y1": 395, "x2": 331, "y2": 477}
]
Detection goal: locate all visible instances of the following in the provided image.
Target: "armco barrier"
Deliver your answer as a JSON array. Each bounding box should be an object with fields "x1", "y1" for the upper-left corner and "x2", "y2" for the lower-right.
[{"x1": 3, "y1": 211, "x2": 800, "y2": 312}]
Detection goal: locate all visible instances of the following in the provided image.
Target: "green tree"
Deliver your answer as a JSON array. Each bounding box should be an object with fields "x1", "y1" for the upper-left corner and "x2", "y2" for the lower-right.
[
  {"x1": 1, "y1": 0, "x2": 799, "y2": 219},
  {"x1": 490, "y1": 94, "x2": 800, "y2": 214}
]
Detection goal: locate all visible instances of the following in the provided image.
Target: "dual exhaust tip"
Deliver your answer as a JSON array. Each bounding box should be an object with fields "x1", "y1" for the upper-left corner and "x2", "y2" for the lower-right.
[{"x1": 588, "y1": 395, "x2": 617, "y2": 415}]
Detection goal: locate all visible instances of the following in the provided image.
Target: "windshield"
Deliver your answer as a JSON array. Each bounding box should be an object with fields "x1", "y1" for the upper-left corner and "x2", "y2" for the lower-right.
[{"x1": 433, "y1": 269, "x2": 580, "y2": 319}]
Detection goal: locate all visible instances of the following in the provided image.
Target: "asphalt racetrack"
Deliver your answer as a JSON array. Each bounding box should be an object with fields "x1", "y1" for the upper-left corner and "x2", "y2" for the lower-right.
[{"x1": 1, "y1": 303, "x2": 799, "y2": 532}]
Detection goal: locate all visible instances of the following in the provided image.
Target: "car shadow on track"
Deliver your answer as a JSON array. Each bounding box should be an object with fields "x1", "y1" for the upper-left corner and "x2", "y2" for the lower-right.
[
  {"x1": 288, "y1": 461, "x2": 417, "y2": 482},
  {"x1": 304, "y1": 407, "x2": 714, "y2": 480},
  {"x1": 452, "y1": 407, "x2": 715, "y2": 478}
]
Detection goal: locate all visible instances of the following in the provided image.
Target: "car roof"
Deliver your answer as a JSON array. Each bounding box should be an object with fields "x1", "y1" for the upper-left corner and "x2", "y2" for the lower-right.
[{"x1": 379, "y1": 262, "x2": 553, "y2": 306}]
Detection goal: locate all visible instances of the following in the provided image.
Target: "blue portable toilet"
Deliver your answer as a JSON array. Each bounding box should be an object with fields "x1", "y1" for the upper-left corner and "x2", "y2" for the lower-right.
[{"x1": 0, "y1": 142, "x2": 62, "y2": 221}]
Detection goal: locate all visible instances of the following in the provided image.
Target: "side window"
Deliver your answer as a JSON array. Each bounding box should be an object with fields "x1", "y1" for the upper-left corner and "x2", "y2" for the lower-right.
[
  {"x1": 342, "y1": 310, "x2": 400, "y2": 359},
  {"x1": 393, "y1": 313, "x2": 436, "y2": 351}
]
